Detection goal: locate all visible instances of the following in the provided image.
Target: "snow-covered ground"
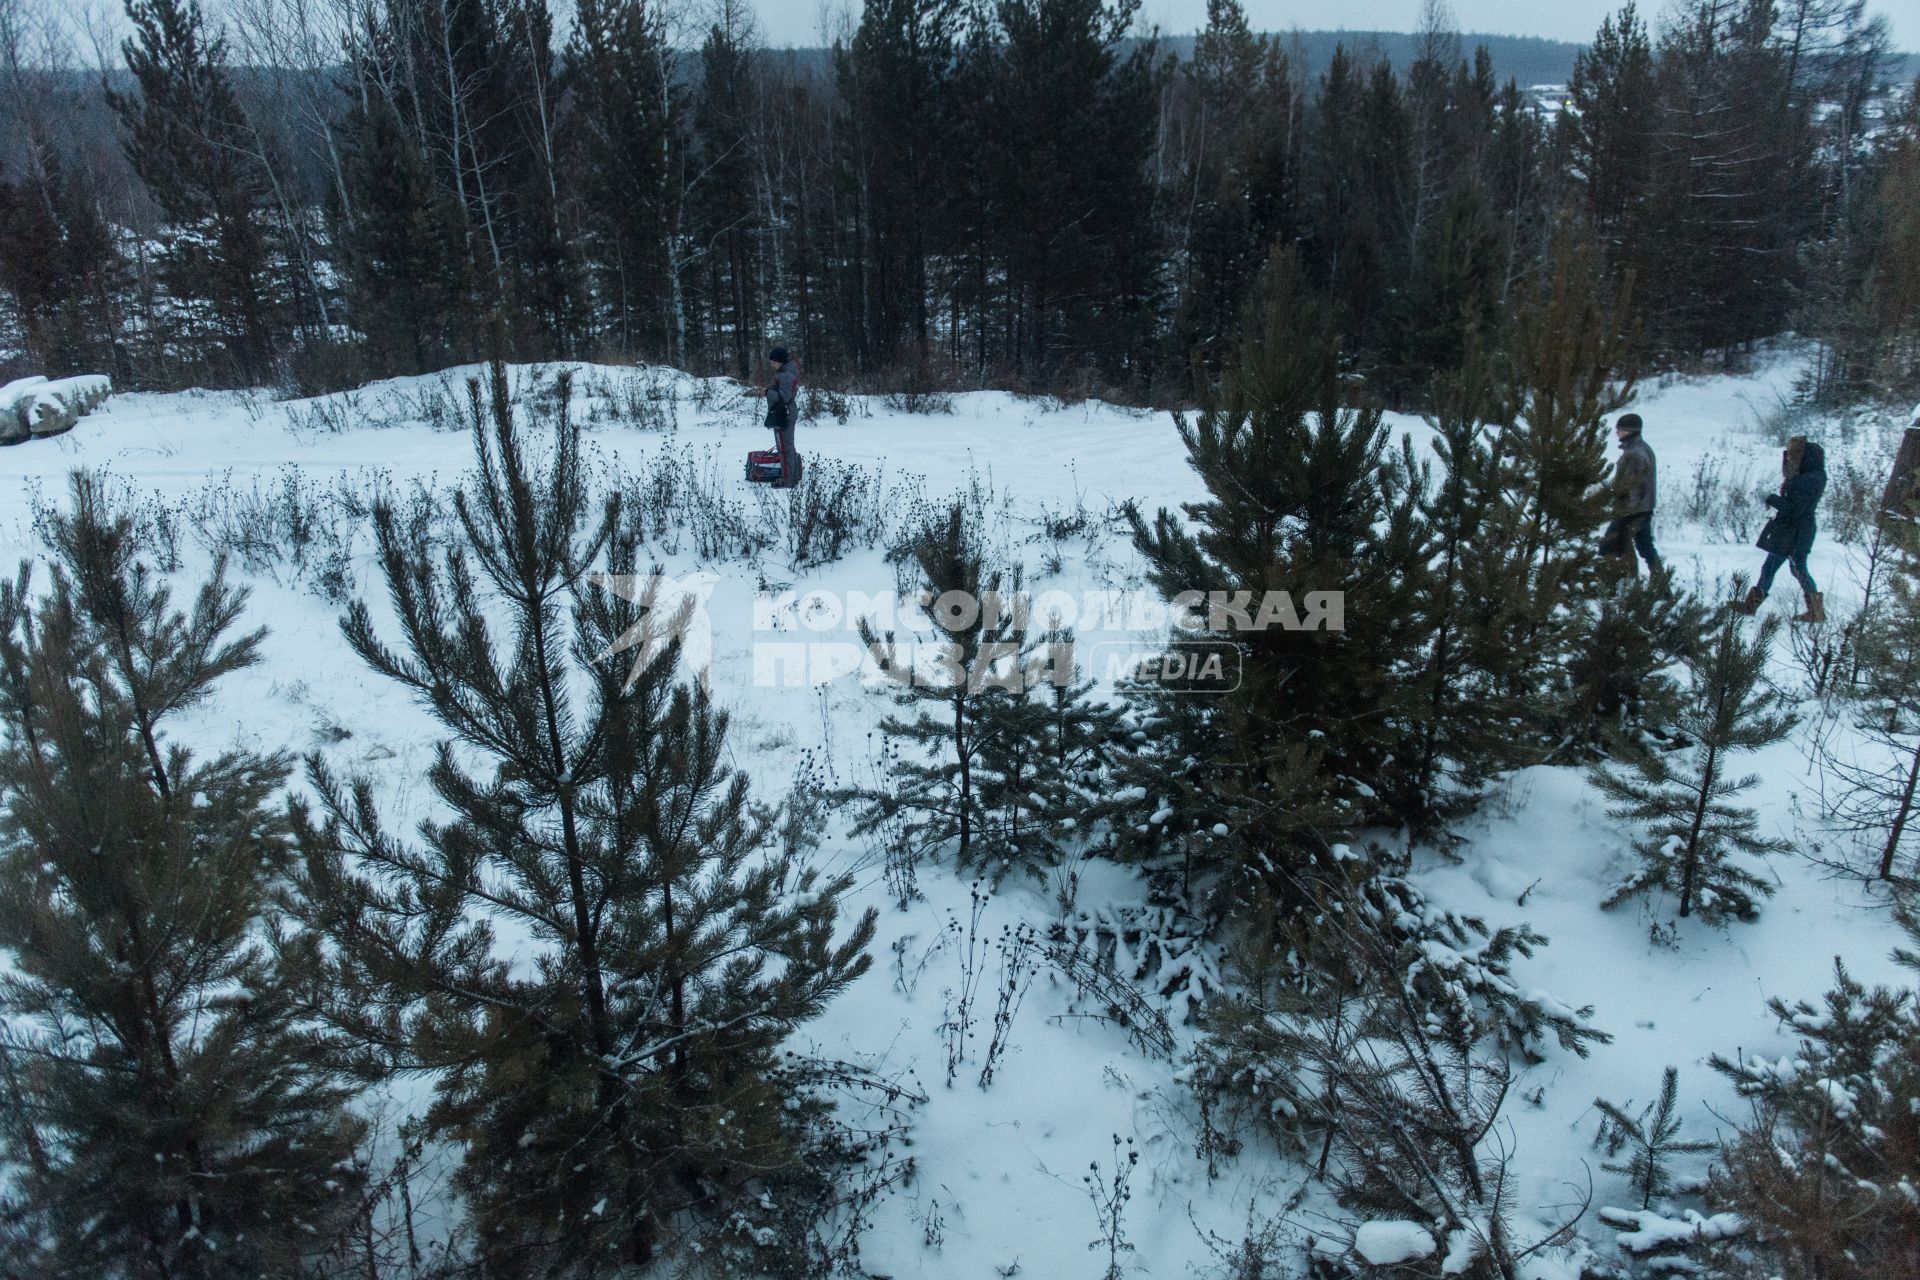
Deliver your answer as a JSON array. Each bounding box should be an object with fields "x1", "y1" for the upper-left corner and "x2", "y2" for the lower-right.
[{"x1": 3, "y1": 348, "x2": 1914, "y2": 1277}]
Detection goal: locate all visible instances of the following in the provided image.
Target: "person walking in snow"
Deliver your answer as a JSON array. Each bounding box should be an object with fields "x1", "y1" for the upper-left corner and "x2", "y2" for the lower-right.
[
  {"x1": 1733, "y1": 435, "x2": 1826, "y2": 623},
  {"x1": 764, "y1": 347, "x2": 801, "y2": 488},
  {"x1": 1599, "y1": 413, "x2": 1664, "y2": 576}
]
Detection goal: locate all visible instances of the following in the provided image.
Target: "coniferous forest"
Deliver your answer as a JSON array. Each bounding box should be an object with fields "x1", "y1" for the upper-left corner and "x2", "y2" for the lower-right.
[
  {"x1": 0, "y1": 0, "x2": 1915, "y2": 403},
  {"x1": 4, "y1": 1, "x2": 1920, "y2": 1279}
]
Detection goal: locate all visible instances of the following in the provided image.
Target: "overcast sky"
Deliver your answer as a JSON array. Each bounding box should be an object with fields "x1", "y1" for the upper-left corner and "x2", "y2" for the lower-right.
[{"x1": 761, "y1": 0, "x2": 1916, "y2": 52}]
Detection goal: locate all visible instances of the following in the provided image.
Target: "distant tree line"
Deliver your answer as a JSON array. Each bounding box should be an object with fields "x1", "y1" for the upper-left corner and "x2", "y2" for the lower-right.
[{"x1": 0, "y1": 0, "x2": 1914, "y2": 403}]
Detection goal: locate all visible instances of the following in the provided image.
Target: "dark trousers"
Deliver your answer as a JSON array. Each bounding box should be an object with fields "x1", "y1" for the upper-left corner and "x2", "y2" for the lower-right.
[
  {"x1": 1601, "y1": 513, "x2": 1663, "y2": 574},
  {"x1": 1758, "y1": 550, "x2": 1816, "y2": 597},
  {"x1": 772, "y1": 422, "x2": 798, "y2": 487}
]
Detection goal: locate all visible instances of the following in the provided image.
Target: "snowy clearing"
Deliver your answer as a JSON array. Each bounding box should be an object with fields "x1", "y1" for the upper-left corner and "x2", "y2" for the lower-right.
[{"x1": 1, "y1": 346, "x2": 1914, "y2": 1278}]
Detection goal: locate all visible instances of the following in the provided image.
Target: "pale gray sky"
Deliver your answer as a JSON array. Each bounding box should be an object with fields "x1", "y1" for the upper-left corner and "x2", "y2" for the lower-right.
[{"x1": 762, "y1": 0, "x2": 1916, "y2": 52}]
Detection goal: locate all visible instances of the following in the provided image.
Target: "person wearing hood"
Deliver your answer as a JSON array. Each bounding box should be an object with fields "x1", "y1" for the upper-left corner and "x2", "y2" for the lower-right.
[{"x1": 1734, "y1": 435, "x2": 1826, "y2": 622}]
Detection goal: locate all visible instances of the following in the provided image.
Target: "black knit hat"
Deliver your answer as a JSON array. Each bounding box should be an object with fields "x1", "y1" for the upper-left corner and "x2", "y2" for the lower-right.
[
  {"x1": 1616, "y1": 413, "x2": 1643, "y2": 434},
  {"x1": 768, "y1": 347, "x2": 790, "y2": 364}
]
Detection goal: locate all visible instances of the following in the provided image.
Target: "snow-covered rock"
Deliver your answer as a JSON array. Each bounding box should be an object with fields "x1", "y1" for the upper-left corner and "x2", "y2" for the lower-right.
[
  {"x1": 3, "y1": 372, "x2": 112, "y2": 440},
  {"x1": 0, "y1": 375, "x2": 47, "y2": 444},
  {"x1": 1353, "y1": 1220, "x2": 1438, "y2": 1265},
  {"x1": 20, "y1": 388, "x2": 76, "y2": 437},
  {"x1": 44, "y1": 374, "x2": 112, "y2": 414}
]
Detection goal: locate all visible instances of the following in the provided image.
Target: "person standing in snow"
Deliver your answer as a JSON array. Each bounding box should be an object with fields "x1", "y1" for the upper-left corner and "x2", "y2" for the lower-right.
[
  {"x1": 765, "y1": 347, "x2": 801, "y2": 488},
  {"x1": 1734, "y1": 435, "x2": 1826, "y2": 623},
  {"x1": 1599, "y1": 413, "x2": 1664, "y2": 575}
]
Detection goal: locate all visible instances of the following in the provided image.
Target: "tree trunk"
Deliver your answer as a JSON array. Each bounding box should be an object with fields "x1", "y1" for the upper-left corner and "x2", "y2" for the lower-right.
[
  {"x1": 953, "y1": 692, "x2": 971, "y2": 859},
  {"x1": 1880, "y1": 428, "x2": 1920, "y2": 533},
  {"x1": 1679, "y1": 742, "x2": 1719, "y2": 918},
  {"x1": 1877, "y1": 735, "x2": 1920, "y2": 880}
]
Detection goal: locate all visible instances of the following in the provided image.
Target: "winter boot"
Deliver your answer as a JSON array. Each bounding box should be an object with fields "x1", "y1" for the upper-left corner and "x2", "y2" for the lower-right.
[
  {"x1": 1794, "y1": 591, "x2": 1825, "y2": 624},
  {"x1": 1730, "y1": 587, "x2": 1764, "y2": 616}
]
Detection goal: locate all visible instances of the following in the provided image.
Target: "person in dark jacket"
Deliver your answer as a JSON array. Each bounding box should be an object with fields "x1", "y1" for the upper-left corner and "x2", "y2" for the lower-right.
[
  {"x1": 1599, "y1": 413, "x2": 1664, "y2": 575},
  {"x1": 765, "y1": 347, "x2": 800, "y2": 488},
  {"x1": 1733, "y1": 436, "x2": 1826, "y2": 622}
]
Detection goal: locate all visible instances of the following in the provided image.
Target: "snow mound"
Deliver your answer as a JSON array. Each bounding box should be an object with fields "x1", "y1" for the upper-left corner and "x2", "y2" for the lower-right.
[{"x1": 1354, "y1": 1220, "x2": 1438, "y2": 1265}]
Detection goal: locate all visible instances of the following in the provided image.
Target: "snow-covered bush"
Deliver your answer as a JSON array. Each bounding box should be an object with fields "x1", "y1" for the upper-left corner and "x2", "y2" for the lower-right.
[
  {"x1": 1184, "y1": 856, "x2": 1606, "y2": 1279},
  {"x1": 1701, "y1": 949, "x2": 1920, "y2": 1278}
]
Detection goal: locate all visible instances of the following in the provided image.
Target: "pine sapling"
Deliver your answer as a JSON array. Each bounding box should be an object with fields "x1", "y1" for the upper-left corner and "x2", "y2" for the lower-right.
[
  {"x1": 852, "y1": 500, "x2": 1043, "y2": 877},
  {"x1": 290, "y1": 363, "x2": 876, "y2": 1271},
  {"x1": 0, "y1": 474, "x2": 366, "y2": 1274},
  {"x1": 1592, "y1": 601, "x2": 1797, "y2": 921},
  {"x1": 1595, "y1": 1066, "x2": 1715, "y2": 1210}
]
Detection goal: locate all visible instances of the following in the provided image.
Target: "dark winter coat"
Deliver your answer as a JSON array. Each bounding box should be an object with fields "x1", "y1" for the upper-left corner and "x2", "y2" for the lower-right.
[
  {"x1": 765, "y1": 361, "x2": 799, "y2": 429},
  {"x1": 1612, "y1": 433, "x2": 1657, "y2": 516},
  {"x1": 1757, "y1": 439, "x2": 1825, "y2": 558}
]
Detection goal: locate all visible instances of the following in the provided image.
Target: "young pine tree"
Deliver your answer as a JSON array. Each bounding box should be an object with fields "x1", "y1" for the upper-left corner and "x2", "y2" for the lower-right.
[
  {"x1": 291, "y1": 363, "x2": 875, "y2": 1272},
  {"x1": 0, "y1": 474, "x2": 365, "y2": 1277},
  {"x1": 1560, "y1": 573, "x2": 1710, "y2": 758},
  {"x1": 970, "y1": 628, "x2": 1123, "y2": 880},
  {"x1": 1112, "y1": 248, "x2": 1429, "y2": 924},
  {"x1": 852, "y1": 498, "x2": 1052, "y2": 882},
  {"x1": 1595, "y1": 1067, "x2": 1714, "y2": 1211},
  {"x1": 1706, "y1": 942, "x2": 1920, "y2": 1278},
  {"x1": 1504, "y1": 225, "x2": 1637, "y2": 596},
  {"x1": 1401, "y1": 344, "x2": 1537, "y2": 835},
  {"x1": 1591, "y1": 602, "x2": 1797, "y2": 922},
  {"x1": 1190, "y1": 897, "x2": 1598, "y2": 1278}
]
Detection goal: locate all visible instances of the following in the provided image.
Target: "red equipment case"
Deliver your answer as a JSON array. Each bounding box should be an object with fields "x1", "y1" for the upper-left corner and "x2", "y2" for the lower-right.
[{"x1": 745, "y1": 448, "x2": 802, "y2": 487}]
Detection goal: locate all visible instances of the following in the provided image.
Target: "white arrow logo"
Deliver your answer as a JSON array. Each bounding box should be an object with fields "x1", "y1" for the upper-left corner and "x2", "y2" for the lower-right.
[{"x1": 587, "y1": 571, "x2": 722, "y2": 690}]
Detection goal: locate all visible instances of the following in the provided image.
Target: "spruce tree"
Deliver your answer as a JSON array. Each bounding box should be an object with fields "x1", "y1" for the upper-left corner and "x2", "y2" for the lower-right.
[
  {"x1": 291, "y1": 362, "x2": 875, "y2": 1271},
  {"x1": 0, "y1": 474, "x2": 365, "y2": 1277},
  {"x1": 1591, "y1": 605, "x2": 1797, "y2": 921},
  {"x1": 335, "y1": 84, "x2": 475, "y2": 376},
  {"x1": 109, "y1": 0, "x2": 283, "y2": 384},
  {"x1": 566, "y1": 0, "x2": 678, "y2": 358}
]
